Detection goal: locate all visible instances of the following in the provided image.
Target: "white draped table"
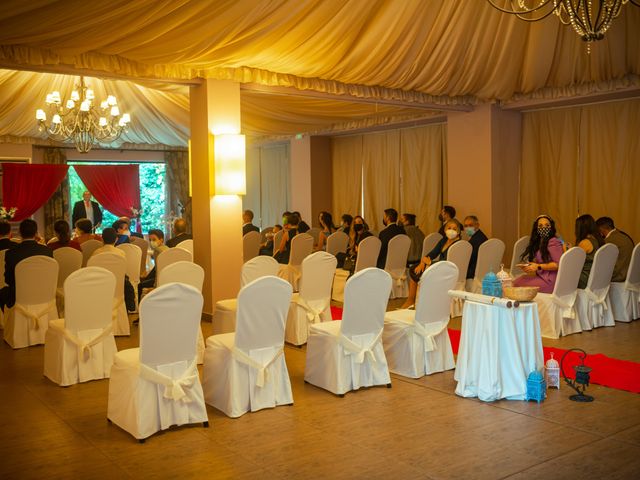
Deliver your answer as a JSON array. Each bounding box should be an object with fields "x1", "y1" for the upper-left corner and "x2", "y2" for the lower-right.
[{"x1": 454, "y1": 299, "x2": 544, "y2": 402}]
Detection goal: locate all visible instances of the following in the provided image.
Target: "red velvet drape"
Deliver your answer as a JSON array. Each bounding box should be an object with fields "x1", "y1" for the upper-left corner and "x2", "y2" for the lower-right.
[
  {"x1": 74, "y1": 164, "x2": 141, "y2": 219},
  {"x1": 1, "y1": 163, "x2": 69, "y2": 221}
]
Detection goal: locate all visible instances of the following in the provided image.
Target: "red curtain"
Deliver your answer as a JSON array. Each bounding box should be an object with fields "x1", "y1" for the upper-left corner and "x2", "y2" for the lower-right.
[
  {"x1": 74, "y1": 164, "x2": 141, "y2": 218},
  {"x1": 2, "y1": 163, "x2": 69, "y2": 221}
]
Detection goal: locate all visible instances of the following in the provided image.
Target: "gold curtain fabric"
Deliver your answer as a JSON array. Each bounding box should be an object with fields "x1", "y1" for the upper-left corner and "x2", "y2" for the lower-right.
[
  {"x1": 259, "y1": 143, "x2": 290, "y2": 228},
  {"x1": 243, "y1": 146, "x2": 263, "y2": 227},
  {"x1": 164, "y1": 150, "x2": 192, "y2": 228},
  {"x1": 42, "y1": 147, "x2": 69, "y2": 239},
  {"x1": 331, "y1": 135, "x2": 363, "y2": 221}
]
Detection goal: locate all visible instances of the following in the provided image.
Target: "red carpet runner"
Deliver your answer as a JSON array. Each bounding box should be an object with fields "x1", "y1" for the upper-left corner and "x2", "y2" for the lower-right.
[{"x1": 329, "y1": 306, "x2": 640, "y2": 394}]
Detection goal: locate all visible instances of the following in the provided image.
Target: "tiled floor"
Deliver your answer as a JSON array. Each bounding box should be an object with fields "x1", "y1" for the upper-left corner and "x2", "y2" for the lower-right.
[{"x1": 1, "y1": 314, "x2": 639, "y2": 479}]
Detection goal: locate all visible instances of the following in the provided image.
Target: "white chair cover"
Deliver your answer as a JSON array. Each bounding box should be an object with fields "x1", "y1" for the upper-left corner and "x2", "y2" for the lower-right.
[
  {"x1": 326, "y1": 231, "x2": 349, "y2": 256},
  {"x1": 117, "y1": 243, "x2": 142, "y2": 312},
  {"x1": 156, "y1": 247, "x2": 192, "y2": 277},
  {"x1": 534, "y1": 247, "x2": 586, "y2": 339},
  {"x1": 304, "y1": 268, "x2": 392, "y2": 395},
  {"x1": 609, "y1": 243, "x2": 640, "y2": 322},
  {"x1": 176, "y1": 238, "x2": 194, "y2": 256},
  {"x1": 383, "y1": 262, "x2": 458, "y2": 378},
  {"x1": 278, "y1": 232, "x2": 313, "y2": 291},
  {"x1": 107, "y1": 283, "x2": 207, "y2": 440},
  {"x1": 80, "y1": 239, "x2": 103, "y2": 267},
  {"x1": 384, "y1": 234, "x2": 411, "y2": 299},
  {"x1": 242, "y1": 231, "x2": 261, "y2": 262},
  {"x1": 307, "y1": 227, "x2": 321, "y2": 246},
  {"x1": 130, "y1": 236, "x2": 149, "y2": 276},
  {"x1": 203, "y1": 276, "x2": 293, "y2": 418},
  {"x1": 272, "y1": 229, "x2": 284, "y2": 255},
  {"x1": 285, "y1": 252, "x2": 337, "y2": 345},
  {"x1": 4, "y1": 256, "x2": 59, "y2": 349},
  {"x1": 87, "y1": 252, "x2": 129, "y2": 336},
  {"x1": 576, "y1": 243, "x2": 618, "y2": 330},
  {"x1": 53, "y1": 247, "x2": 82, "y2": 316},
  {"x1": 212, "y1": 256, "x2": 280, "y2": 335},
  {"x1": 510, "y1": 235, "x2": 530, "y2": 278},
  {"x1": 445, "y1": 241, "x2": 472, "y2": 317},
  {"x1": 331, "y1": 236, "x2": 381, "y2": 303},
  {"x1": 421, "y1": 232, "x2": 443, "y2": 258},
  {"x1": 468, "y1": 238, "x2": 506, "y2": 292},
  {"x1": 44, "y1": 267, "x2": 117, "y2": 386}
]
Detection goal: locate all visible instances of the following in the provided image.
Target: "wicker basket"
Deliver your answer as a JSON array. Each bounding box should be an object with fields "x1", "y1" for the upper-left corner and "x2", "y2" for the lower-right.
[{"x1": 502, "y1": 286, "x2": 539, "y2": 302}]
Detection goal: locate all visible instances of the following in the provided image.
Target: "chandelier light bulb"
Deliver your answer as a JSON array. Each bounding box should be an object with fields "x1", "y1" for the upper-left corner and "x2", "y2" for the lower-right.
[
  {"x1": 118, "y1": 118, "x2": 125, "y2": 127},
  {"x1": 66, "y1": 99, "x2": 75, "y2": 109},
  {"x1": 110, "y1": 106, "x2": 120, "y2": 117},
  {"x1": 86, "y1": 89, "x2": 95, "y2": 100},
  {"x1": 100, "y1": 100, "x2": 108, "y2": 109},
  {"x1": 80, "y1": 100, "x2": 91, "y2": 112},
  {"x1": 36, "y1": 109, "x2": 46, "y2": 121},
  {"x1": 45, "y1": 93, "x2": 53, "y2": 104},
  {"x1": 107, "y1": 95, "x2": 117, "y2": 106},
  {"x1": 52, "y1": 114, "x2": 61, "y2": 124},
  {"x1": 51, "y1": 91, "x2": 61, "y2": 104},
  {"x1": 122, "y1": 113, "x2": 131, "y2": 123},
  {"x1": 99, "y1": 117, "x2": 108, "y2": 127},
  {"x1": 71, "y1": 90, "x2": 80, "y2": 102}
]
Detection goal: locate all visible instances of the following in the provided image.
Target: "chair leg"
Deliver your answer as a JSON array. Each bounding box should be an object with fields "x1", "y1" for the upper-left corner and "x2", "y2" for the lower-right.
[
  {"x1": 138, "y1": 438, "x2": 146, "y2": 444},
  {"x1": 386, "y1": 383, "x2": 392, "y2": 388},
  {"x1": 203, "y1": 421, "x2": 209, "y2": 428},
  {"x1": 337, "y1": 393, "x2": 345, "y2": 398}
]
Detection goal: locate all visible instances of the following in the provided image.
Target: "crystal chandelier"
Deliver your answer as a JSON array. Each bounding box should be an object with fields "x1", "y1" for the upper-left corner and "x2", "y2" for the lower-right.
[
  {"x1": 36, "y1": 76, "x2": 131, "y2": 153},
  {"x1": 487, "y1": 0, "x2": 639, "y2": 46}
]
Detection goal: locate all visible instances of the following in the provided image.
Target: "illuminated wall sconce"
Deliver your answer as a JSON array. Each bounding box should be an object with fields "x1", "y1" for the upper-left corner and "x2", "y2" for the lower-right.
[{"x1": 213, "y1": 133, "x2": 246, "y2": 195}]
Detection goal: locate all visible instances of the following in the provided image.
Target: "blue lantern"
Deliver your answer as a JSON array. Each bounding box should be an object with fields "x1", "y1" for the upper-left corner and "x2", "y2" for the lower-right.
[
  {"x1": 482, "y1": 270, "x2": 503, "y2": 297},
  {"x1": 525, "y1": 371, "x2": 547, "y2": 403}
]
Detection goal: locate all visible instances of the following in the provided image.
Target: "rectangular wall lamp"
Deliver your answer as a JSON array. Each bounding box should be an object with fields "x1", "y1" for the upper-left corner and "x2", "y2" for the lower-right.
[{"x1": 213, "y1": 133, "x2": 246, "y2": 195}]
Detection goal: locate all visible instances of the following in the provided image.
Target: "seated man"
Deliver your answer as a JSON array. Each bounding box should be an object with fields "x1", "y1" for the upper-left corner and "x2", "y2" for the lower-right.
[
  {"x1": 437, "y1": 205, "x2": 461, "y2": 236},
  {"x1": 73, "y1": 218, "x2": 101, "y2": 244},
  {"x1": 0, "y1": 219, "x2": 53, "y2": 311},
  {"x1": 138, "y1": 229, "x2": 169, "y2": 299},
  {"x1": 242, "y1": 210, "x2": 260, "y2": 236},
  {"x1": 0, "y1": 220, "x2": 17, "y2": 251},
  {"x1": 376, "y1": 208, "x2": 405, "y2": 269},
  {"x1": 401, "y1": 213, "x2": 425, "y2": 264},
  {"x1": 166, "y1": 218, "x2": 192, "y2": 247},
  {"x1": 92, "y1": 228, "x2": 125, "y2": 258},
  {"x1": 596, "y1": 217, "x2": 635, "y2": 282},
  {"x1": 463, "y1": 215, "x2": 488, "y2": 280}
]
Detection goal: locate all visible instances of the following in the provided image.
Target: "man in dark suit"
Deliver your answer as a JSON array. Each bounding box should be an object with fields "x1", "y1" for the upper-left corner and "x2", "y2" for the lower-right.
[
  {"x1": 463, "y1": 215, "x2": 488, "y2": 280},
  {"x1": 72, "y1": 191, "x2": 103, "y2": 230},
  {"x1": 166, "y1": 218, "x2": 192, "y2": 247},
  {"x1": 376, "y1": 208, "x2": 406, "y2": 269},
  {"x1": 0, "y1": 221, "x2": 17, "y2": 251},
  {"x1": 596, "y1": 217, "x2": 635, "y2": 282},
  {"x1": 242, "y1": 210, "x2": 260, "y2": 236},
  {"x1": 0, "y1": 219, "x2": 53, "y2": 310}
]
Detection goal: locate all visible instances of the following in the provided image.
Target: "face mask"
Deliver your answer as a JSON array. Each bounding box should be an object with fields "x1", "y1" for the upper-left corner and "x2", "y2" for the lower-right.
[
  {"x1": 538, "y1": 225, "x2": 551, "y2": 238},
  {"x1": 354, "y1": 224, "x2": 363, "y2": 232},
  {"x1": 445, "y1": 229, "x2": 458, "y2": 240},
  {"x1": 464, "y1": 227, "x2": 476, "y2": 237},
  {"x1": 150, "y1": 240, "x2": 159, "y2": 249}
]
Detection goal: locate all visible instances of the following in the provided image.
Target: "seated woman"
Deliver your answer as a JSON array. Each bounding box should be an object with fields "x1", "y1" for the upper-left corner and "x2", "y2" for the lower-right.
[
  {"x1": 48, "y1": 220, "x2": 82, "y2": 251},
  {"x1": 513, "y1": 215, "x2": 563, "y2": 293},
  {"x1": 259, "y1": 224, "x2": 282, "y2": 256},
  {"x1": 315, "y1": 211, "x2": 336, "y2": 251},
  {"x1": 401, "y1": 220, "x2": 461, "y2": 309},
  {"x1": 274, "y1": 214, "x2": 299, "y2": 264},
  {"x1": 338, "y1": 216, "x2": 372, "y2": 271},
  {"x1": 575, "y1": 214, "x2": 602, "y2": 289}
]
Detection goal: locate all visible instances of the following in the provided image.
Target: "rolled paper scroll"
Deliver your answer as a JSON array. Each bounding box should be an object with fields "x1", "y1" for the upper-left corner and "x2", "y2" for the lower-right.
[{"x1": 447, "y1": 290, "x2": 515, "y2": 308}]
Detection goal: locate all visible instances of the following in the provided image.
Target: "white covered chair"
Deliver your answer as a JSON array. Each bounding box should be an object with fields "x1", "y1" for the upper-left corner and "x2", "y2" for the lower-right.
[
  {"x1": 446, "y1": 241, "x2": 472, "y2": 317},
  {"x1": 384, "y1": 234, "x2": 411, "y2": 299},
  {"x1": 212, "y1": 256, "x2": 280, "y2": 335},
  {"x1": 272, "y1": 229, "x2": 284, "y2": 255},
  {"x1": 80, "y1": 239, "x2": 103, "y2": 267},
  {"x1": 203, "y1": 276, "x2": 293, "y2": 418},
  {"x1": 534, "y1": 247, "x2": 586, "y2": 339},
  {"x1": 156, "y1": 247, "x2": 192, "y2": 277},
  {"x1": 285, "y1": 252, "x2": 337, "y2": 346},
  {"x1": 87, "y1": 252, "x2": 129, "y2": 336},
  {"x1": 421, "y1": 232, "x2": 443, "y2": 258},
  {"x1": 326, "y1": 231, "x2": 349, "y2": 256},
  {"x1": 176, "y1": 238, "x2": 194, "y2": 256},
  {"x1": 277, "y1": 232, "x2": 313, "y2": 291},
  {"x1": 107, "y1": 283, "x2": 207, "y2": 441},
  {"x1": 130, "y1": 236, "x2": 149, "y2": 276},
  {"x1": 44, "y1": 267, "x2": 117, "y2": 386},
  {"x1": 4, "y1": 256, "x2": 59, "y2": 349},
  {"x1": 307, "y1": 227, "x2": 321, "y2": 246},
  {"x1": 157, "y1": 261, "x2": 206, "y2": 364},
  {"x1": 467, "y1": 238, "x2": 506, "y2": 292},
  {"x1": 243, "y1": 230, "x2": 261, "y2": 262},
  {"x1": 117, "y1": 243, "x2": 142, "y2": 312},
  {"x1": 52, "y1": 246, "x2": 82, "y2": 316},
  {"x1": 331, "y1": 235, "x2": 381, "y2": 303},
  {"x1": 609, "y1": 243, "x2": 640, "y2": 322},
  {"x1": 510, "y1": 235, "x2": 530, "y2": 278},
  {"x1": 304, "y1": 268, "x2": 392, "y2": 396},
  {"x1": 383, "y1": 261, "x2": 458, "y2": 378},
  {"x1": 575, "y1": 243, "x2": 618, "y2": 331}
]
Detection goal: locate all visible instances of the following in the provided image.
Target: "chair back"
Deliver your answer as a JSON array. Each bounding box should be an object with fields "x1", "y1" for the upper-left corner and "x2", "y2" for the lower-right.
[
  {"x1": 139, "y1": 283, "x2": 204, "y2": 367},
  {"x1": 157, "y1": 261, "x2": 205, "y2": 292},
  {"x1": 130, "y1": 236, "x2": 149, "y2": 275},
  {"x1": 415, "y1": 261, "x2": 458, "y2": 325},
  {"x1": 235, "y1": 276, "x2": 292, "y2": 351},
  {"x1": 586, "y1": 243, "x2": 618, "y2": 292},
  {"x1": 625, "y1": 243, "x2": 640, "y2": 289},
  {"x1": 241, "y1": 256, "x2": 280, "y2": 287},
  {"x1": 156, "y1": 247, "x2": 192, "y2": 275},
  {"x1": 15, "y1": 256, "x2": 58, "y2": 305},
  {"x1": 53, "y1": 247, "x2": 82, "y2": 289},
  {"x1": 299, "y1": 252, "x2": 337, "y2": 302},
  {"x1": 421, "y1": 232, "x2": 443, "y2": 258},
  {"x1": 510, "y1": 235, "x2": 530, "y2": 277},
  {"x1": 289, "y1": 233, "x2": 313, "y2": 266},
  {"x1": 87, "y1": 252, "x2": 126, "y2": 300},
  {"x1": 117, "y1": 243, "x2": 142, "y2": 284},
  {"x1": 552, "y1": 247, "x2": 586, "y2": 298},
  {"x1": 341, "y1": 268, "x2": 392, "y2": 337},
  {"x1": 272, "y1": 229, "x2": 284, "y2": 255},
  {"x1": 0, "y1": 250, "x2": 5, "y2": 287},
  {"x1": 384, "y1": 234, "x2": 411, "y2": 271},
  {"x1": 446, "y1": 241, "x2": 472, "y2": 283},
  {"x1": 64, "y1": 267, "x2": 115, "y2": 332},
  {"x1": 354, "y1": 236, "x2": 381, "y2": 272},
  {"x1": 242, "y1": 231, "x2": 261, "y2": 262},
  {"x1": 80, "y1": 239, "x2": 103, "y2": 267},
  {"x1": 176, "y1": 239, "x2": 194, "y2": 256},
  {"x1": 326, "y1": 231, "x2": 349, "y2": 256},
  {"x1": 260, "y1": 227, "x2": 273, "y2": 244},
  {"x1": 474, "y1": 238, "x2": 506, "y2": 280},
  {"x1": 307, "y1": 227, "x2": 321, "y2": 246}
]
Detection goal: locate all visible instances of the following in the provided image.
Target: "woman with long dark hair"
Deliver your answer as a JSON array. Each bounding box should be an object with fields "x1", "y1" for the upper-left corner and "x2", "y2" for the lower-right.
[
  {"x1": 47, "y1": 220, "x2": 82, "y2": 251},
  {"x1": 315, "y1": 211, "x2": 336, "y2": 251},
  {"x1": 513, "y1": 214, "x2": 563, "y2": 293},
  {"x1": 575, "y1": 214, "x2": 602, "y2": 289}
]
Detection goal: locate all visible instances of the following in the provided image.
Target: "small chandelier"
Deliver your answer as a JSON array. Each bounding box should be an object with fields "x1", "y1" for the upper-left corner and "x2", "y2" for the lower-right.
[
  {"x1": 487, "y1": 0, "x2": 639, "y2": 48},
  {"x1": 36, "y1": 76, "x2": 131, "y2": 153}
]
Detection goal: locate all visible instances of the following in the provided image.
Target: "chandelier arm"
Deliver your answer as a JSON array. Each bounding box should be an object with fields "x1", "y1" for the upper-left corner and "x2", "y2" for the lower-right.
[{"x1": 486, "y1": 0, "x2": 556, "y2": 15}]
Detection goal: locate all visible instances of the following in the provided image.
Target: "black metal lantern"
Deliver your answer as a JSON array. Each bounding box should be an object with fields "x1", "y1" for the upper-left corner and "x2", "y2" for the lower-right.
[{"x1": 560, "y1": 348, "x2": 594, "y2": 402}]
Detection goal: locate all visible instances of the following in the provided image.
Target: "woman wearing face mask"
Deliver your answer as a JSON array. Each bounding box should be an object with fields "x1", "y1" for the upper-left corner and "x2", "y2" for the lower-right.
[
  {"x1": 336, "y1": 215, "x2": 372, "y2": 271},
  {"x1": 401, "y1": 220, "x2": 461, "y2": 309},
  {"x1": 512, "y1": 215, "x2": 563, "y2": 293}
]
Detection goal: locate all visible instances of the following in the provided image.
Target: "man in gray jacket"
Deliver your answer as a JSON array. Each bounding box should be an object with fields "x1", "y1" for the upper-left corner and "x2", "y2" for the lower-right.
[{"x1": 596, "y1": 217, "x2": 635, "y2": 282}]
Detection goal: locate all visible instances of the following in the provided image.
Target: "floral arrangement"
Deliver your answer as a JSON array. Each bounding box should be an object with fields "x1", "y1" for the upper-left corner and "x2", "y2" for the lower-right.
[
  {"x1": 0, "y1": 206, "x2": 17, "y2": 220},
  {"x1": 130, "y1": 206, "x2": 143, "y2": 218}
]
